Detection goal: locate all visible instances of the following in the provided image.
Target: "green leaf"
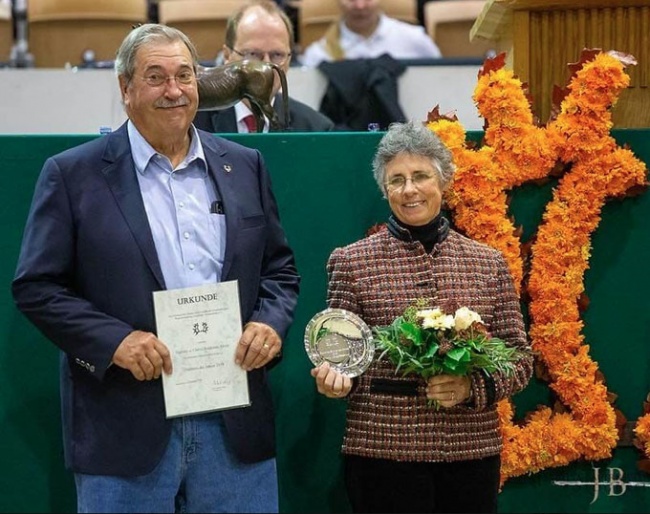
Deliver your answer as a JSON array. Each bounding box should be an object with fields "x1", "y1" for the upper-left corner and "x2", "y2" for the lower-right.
[
  {"x1": 446, "y1": 347, "x2": 471, "y2": 363},
  {"x1": 399, "y1": 322, "x2": 421, "y2": 345},
  {"x1": 424, "y1": 342, "x2": 440, "y2": 359}
]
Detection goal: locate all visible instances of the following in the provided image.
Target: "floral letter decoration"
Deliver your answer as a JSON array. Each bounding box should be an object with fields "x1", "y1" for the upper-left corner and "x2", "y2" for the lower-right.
[{"x1": 426, "y1": 50, "x2": 649, "y2": 484}]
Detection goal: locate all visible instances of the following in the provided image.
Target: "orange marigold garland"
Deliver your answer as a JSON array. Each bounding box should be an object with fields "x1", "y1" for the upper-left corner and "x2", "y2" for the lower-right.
[
  {"x1": 430, "y1": 53, "x2": 561, "y2": 294},
  {"x1": 427, "y1": 50, "x2": 649, "y2": 484},
  {"x1": 635, "y1": 396, "x2": 650, "y2": 471}
]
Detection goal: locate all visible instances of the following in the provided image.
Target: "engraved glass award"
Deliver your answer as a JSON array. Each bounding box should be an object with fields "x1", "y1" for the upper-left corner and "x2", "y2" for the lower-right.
[{"x1": 304, "y1": 308, "x2": 374, "y2": 378}]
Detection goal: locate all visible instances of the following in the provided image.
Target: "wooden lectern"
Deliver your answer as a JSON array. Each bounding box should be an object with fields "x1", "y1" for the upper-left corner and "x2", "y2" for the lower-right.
[
  {"x1": 0, "y1": 1, "x2": 11, "y2": 62},
  {"x1": 471, "y1": 0, "x2": 650, "y2": 127}
]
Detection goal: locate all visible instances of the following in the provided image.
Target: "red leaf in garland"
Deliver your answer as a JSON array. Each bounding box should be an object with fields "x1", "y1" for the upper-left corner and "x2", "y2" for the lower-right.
[
  {"x1": 637, "y1": 459, "x2": 650, "y2": 474},
  {"x1": 614, "y1": 408, "x2": 628, "y2": 439},
  {"x1": 567, "y1": 48, "x2": 601, "y2": 80},
  {"x1": 624, "y1": 183, "x2": 649, "y2": 198},
  {"x1": 550, "y1": 85, "x2": 569, "y2": 122},
  {"x1": 577, "y1": 292, "x2": 590, "y2": 312},
  {"x1": 534, "y1": 360, "x2": 550, "y2": 382},
  {"x1": 426, "y1": 105, "x2": 458, "y2": 124},
  {"x1": 478, "y1": 52, "x2": 507, "y2": 78},
  {"x1": 426, "y1": 105, "x2": 443, "y2": 123}
]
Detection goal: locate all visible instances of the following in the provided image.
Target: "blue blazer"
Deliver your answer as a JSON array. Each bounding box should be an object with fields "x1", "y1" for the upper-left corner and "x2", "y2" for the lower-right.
[{"x1": 12, "y1": 123, "x2": 300, "y2": 476}]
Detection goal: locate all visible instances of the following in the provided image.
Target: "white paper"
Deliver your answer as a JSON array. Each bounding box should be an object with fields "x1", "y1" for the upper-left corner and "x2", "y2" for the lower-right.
[{"x1": 153, "y1": 280, "x2": 250, "y2": 418}]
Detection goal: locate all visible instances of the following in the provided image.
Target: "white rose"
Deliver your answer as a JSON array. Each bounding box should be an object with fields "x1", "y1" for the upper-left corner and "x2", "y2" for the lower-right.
[
  {"x1": 416, "y1": 308, "x2": 443, "y2": 320},
  {"x1": 417, "y1": 309, "x2": 456, "y2": 330},
  {"x1": 454, "y1": 307, "x2": 482, "y2": 330},
  {"x1": 422, "y1": 314, "x2": 455, "y2": 330},
  {"x1": 438, "y1": 315, "x2": 455, "y2": 330}
]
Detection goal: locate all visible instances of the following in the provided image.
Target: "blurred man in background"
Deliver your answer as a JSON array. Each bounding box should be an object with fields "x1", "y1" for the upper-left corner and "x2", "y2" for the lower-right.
[
  {"x1": 300, "y1": 0, "x2": 441, "y2": 67},
  {"x1": 194, "y1": 0, "x2": 334, "y2": 133}
]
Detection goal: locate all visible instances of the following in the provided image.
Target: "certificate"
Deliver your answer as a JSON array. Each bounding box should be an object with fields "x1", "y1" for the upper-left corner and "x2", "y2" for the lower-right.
[{"x1": 153, "y1": 280, "x2": 250, "y2": 418}]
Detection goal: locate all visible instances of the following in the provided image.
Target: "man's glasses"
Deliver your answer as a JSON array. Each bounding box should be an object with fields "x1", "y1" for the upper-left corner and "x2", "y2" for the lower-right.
[
  {"x1": 230, "y1": 48, "x2": 291, "y2": 65},
  {"x1": 385, "y1": 171, "x2": 436, "y2": 193},
  {"x1": 140, "y1": 70, "x2": 195, "y2": 87}
]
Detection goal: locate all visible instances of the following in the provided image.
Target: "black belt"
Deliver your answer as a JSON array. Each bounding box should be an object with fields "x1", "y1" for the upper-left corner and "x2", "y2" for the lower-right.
[{"x1": 369, "y1": 378, "x2": 420, "y2": 396}]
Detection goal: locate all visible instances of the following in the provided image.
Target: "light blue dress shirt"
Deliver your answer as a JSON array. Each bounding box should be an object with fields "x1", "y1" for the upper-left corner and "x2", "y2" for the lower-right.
[{"x1": 128, "y1": 121, "x2": 227, "y2": 290}]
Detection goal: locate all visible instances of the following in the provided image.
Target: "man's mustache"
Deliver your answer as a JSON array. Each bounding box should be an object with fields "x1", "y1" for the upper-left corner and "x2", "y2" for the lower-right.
[{"x1": 155, "y1": 97, "x2": 190, "y2": 108}]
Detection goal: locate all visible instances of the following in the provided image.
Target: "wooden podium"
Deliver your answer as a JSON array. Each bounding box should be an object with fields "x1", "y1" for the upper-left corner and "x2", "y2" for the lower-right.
[
  {"x1": 0, "y1": 1, "x2": 11, "y2": 63},
  {"x1": 471, "y1": 0, "x2": 650, "y2": 127}
]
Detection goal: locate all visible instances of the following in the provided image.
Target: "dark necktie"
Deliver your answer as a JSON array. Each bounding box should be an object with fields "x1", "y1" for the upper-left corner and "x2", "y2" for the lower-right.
[{"x1": 242, "y1": 114, "x2": 257, "y2": 133}]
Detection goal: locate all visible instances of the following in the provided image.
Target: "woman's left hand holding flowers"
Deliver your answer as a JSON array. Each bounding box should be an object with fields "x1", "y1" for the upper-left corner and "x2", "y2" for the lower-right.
[{"x1": 426, "y1": 374, "x2": 471, "y2": 407}]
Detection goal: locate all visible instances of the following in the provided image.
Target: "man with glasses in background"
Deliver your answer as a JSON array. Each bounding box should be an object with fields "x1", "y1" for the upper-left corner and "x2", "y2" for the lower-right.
[
  {"x1": 13, "y1": 22, "x2": 300, "y2": 513},
  {"x1": 194, "y1": 0, "x2": 334, "y2": 133}
]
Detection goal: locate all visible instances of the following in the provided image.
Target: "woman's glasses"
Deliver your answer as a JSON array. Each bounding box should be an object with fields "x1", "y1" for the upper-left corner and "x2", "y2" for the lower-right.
[{"x1": 385, "y1": 172, "x2": 436, "y2": 193}]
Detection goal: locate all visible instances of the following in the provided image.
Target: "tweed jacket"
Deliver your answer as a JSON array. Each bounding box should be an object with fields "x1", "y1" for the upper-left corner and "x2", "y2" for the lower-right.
[{"x1": 326, "y1": 221, "x2": 533, "y2": 462}]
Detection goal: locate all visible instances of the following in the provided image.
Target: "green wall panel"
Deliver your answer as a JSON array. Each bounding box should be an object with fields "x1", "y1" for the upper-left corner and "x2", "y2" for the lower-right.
[{"x1": 1, "y1": 131, "x2": 649, "y2": 513}]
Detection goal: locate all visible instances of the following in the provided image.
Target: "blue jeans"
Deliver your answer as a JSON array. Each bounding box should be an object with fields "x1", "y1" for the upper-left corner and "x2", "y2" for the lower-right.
[{"x1": 75, "y1": 412, "x2": 278, "y2": 513}]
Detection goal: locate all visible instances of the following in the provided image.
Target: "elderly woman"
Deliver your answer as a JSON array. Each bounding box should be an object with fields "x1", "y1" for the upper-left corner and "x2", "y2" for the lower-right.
[{"x1": 311, "y1": 121, "x2": 533, "y2": 513}]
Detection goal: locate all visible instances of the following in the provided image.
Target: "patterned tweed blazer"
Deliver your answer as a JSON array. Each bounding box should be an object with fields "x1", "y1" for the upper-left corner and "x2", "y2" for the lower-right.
[{"x1": 326, "y1": 220, "x2": 533, "y2": 462}]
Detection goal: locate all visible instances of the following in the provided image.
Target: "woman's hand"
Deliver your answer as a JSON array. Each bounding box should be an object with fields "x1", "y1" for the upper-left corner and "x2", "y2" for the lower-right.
[
  {"x1": 311, "y1": 362, "x2": 353, "y2": 399},
  {"x1": 426, "y1": 374, "x2": 471, "y2": 408}
]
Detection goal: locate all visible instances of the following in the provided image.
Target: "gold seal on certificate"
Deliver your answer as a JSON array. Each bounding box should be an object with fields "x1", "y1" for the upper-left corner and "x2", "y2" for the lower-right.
[{"x1": 304, "y1": 308, "x2": 374, "y2": 377}]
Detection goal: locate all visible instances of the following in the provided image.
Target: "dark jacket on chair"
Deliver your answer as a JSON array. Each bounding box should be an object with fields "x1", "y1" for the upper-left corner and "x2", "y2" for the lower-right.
[{"x1": 317, "y1": 53, "x2": 407, "y2": 131}]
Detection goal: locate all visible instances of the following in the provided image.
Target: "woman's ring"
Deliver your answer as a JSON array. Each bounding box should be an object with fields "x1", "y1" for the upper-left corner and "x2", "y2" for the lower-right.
[{"x1": 451, "y1": 391, "x2": 456, "y2": 401}]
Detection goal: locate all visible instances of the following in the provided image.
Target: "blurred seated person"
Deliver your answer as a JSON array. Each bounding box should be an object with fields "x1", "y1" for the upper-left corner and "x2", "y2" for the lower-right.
[
  {"x1": 193, "y1": 0, "x2": 334, "y2": 133},
  {"x1": 417, "y1": 0, "x2": 438, "y2": 27},
  {"x1": 147, "y1": 0, "x2": 159, "y2": 23},
  {"x1": 300, "y1": 0, "x2": 441, "y2": 68}
]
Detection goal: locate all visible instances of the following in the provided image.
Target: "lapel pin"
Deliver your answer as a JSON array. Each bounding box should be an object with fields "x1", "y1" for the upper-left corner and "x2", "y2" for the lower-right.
[{"x1": 223, "y1": 164, "x2": 232, "y2": 173}]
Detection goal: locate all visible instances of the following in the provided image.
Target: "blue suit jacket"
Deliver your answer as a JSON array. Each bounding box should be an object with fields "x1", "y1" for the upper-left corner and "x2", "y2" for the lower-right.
[{"x1": 12, "y1": 123, "x2": 300, "y2": 476}]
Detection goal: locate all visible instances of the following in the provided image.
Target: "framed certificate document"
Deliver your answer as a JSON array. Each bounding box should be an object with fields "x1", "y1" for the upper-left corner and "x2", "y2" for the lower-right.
[{"x1": 153, "y1": 280, "x2": 250, "y2": 418}]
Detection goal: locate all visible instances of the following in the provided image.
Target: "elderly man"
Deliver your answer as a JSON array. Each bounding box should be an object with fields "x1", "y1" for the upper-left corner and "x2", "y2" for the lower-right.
[
  {"x1": 193, "y1": 0, "x2": 334, "y2": 133},
  {"x1": 12, "y1": 23, "x2": 299, "y2": 513},
  {"x1": 300, "y1": 0, "x2": 441, "y2": 67}
]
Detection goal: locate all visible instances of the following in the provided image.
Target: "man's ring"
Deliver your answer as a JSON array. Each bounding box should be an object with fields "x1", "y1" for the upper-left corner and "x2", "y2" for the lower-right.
[{"x1": 263, "y1": 342, "x2": 269, "y2": 349}]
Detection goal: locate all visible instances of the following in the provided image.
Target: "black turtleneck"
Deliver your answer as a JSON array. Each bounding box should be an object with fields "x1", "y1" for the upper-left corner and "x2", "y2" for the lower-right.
[{"x1": 389, "y1": 212, "x2": 447, "y2": 254}]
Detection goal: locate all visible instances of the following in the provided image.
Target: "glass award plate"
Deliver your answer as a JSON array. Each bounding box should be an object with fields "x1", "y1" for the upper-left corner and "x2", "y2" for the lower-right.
[{"x1": 304, "y1": 308, "x2": 374, "y2": 378}]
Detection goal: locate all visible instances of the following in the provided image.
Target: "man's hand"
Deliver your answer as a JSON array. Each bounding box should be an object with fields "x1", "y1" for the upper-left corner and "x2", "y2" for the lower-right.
[
  {"x1": 112, "y1": 330, "x2": 173, "y2": 381},
  {"x1": 235, "y1": 322, "x2": 281, "y2": 371}
]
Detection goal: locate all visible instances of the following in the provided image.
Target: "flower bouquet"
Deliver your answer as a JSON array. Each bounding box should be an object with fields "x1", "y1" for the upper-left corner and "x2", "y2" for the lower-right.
[{"x1": 374, "y1": 302, "x2": 522, "y2": 380}]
